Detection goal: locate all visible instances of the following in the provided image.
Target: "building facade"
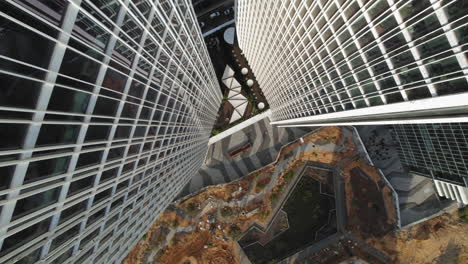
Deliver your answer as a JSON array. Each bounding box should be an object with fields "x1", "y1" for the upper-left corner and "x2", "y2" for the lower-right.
[
  {"x1": 236, "y1": 0, "x2": 468, "y2": 126},
  {"x1": 0, "y1": 0, "x2": 221, "y2": 263},
  {"x1": 391, "y1": 123, "x2": 468, "y2": 204}
]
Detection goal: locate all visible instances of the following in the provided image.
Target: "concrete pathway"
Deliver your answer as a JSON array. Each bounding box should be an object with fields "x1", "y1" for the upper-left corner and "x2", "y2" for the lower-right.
[{"x1": 178, "y1": 117, "x2": 314, "y2": 197}]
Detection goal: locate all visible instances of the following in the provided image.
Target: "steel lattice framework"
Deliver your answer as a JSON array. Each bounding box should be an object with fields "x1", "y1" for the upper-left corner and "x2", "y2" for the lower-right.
[
  {"x1": 236, "y1": 0, "x2": 468, "y2": 126},
  {"x1": 0, "y1": 0, "x2": 221, "y2": 263}
]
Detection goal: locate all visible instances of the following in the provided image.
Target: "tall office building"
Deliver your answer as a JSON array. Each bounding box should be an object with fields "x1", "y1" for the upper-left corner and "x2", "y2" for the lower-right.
[
  {"x1": 236, "y1": 0, "x2": 468, "y2": 126},
  {"x1": 0, "y1": 0, "x2": 221, "y2": 263},
  {"x1": 391, "y1": 123, "x2": 468, "y2": 204}
]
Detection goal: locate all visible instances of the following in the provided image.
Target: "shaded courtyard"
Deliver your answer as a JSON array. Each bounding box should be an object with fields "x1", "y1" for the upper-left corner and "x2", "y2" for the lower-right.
[{"x1": 240, "y1": 166, "x2": 336, "y2": 264}]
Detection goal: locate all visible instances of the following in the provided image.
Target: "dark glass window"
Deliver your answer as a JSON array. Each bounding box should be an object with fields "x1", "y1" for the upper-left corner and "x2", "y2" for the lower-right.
[
  {"x1": 25, "y1": 156, "x2": 70, "y2": 183},
  {"x1": 116, "y1": 180, "x2": 129, "y2": 192},
  {"x1": 87, "y1": 208, "x2": 106, "y2": 227},
  {"x1": 134, "y1": 126, "x2": 146, "y2": 137},
  {"x1": 17, "y1": 247, "x2": 41, "y2": 264},
  {"x1": 382, "y1": 79, "x2": 404, "y2": 103},
  {"x1": 85, "y1": 125, "x2": 110, "y2": 142},
  {"x1": 48, "y1": 88, "x2": 90, "y2": 114},
  {"x1": 107, "y1": 146, "x2": 125, "y2": 161},
  {"x1": 18, "y1": 0, "x2": 68, "y2": 23},
  {"x1": 392, "y1": 50, "x2": 416, "y2": 68},
  {"x1": 1, "y1": 217, "x2": 51, "y2": 257},
  {"x1": 145, "y1": 88, "x2": 158, "y2": 105},
  {"x1": 437, "y1": 78, "x2": 468, "y2": 96},
  {"x1": 83, "y1": 0, "x2": 121, "y2": 24},
  {"x1": 73, "y1": 11, "x2": 110, "y2": 50},
  {"x1": 51, "y1": 247, "x2": 73, "y2": 264},
  {"x1": 121, "y1": 102, "x2": 138, "y2": 119},
  {"x1": 68, "y1": 176, "x2": 95, "y2": 197},
  {"x1": 105, "y1": 214, "x2": 119, "y2": 229},
  {"x1": 122, "y1": 161, "x2": 135, "y2": 174},
  {"x1": 0, "y1": 3, "x2": 59, "y2": 110},
  {"x1": 12, "y1": 187, "x2": 61, "y2": 220},
  {"x1": 36, "y1": 124, "x2": 80, "y2": 147},
  {"x1": 102, "y1": 66, "x2": 127, "y2": 94},
  {"x1": 0, "y1": 124, "x2": 27, "y2": 151},
  {"x1": 76, "y1": 248, "x2": 93, "y2": 263},
  {"x1": 0, "y1": 2, "x2": 56, "y2": 64},
  {"x1": 115, "y1": 125, "x2": 132, "y2": 139},
  {"x1": 102, "y1": 231, "x2": 115, "y2": 249},
  {"x1": 94, "y1": 247, "x2": 109, "y2": 263},
  {"x1": 50, "y1": 224, "x2": 80, "y2": 252},
  {"x1": 77, "y1": 151, "x2": 102, "y2": 169},
  {"x1": 59, "y1": 199, "x2": 88, "y2": 224},
  {"x1": 0, "y1": 73, "x2": 42, "y2": 111},
  {"x1": 79, "y1": 229, "x2": 99, "y2": 250},
  {"x1": 93, "y1": 97, "x2": 119, "y2": 117},
  {"x1": 93, "y1": 188, "x2": 111, "y2": 206},
  {"x1": 100, "y1": 167, "x2": 118, "y2": 183},
  {"x1": 56, "y1": 46, "x2": 101, "y2": 92},
  {"x1": 0, "y1": 165, "x2": 14, "y2": 190},
  {"x1": 384, "y1": 33, "x2": 406, "y2": 53},
  {"x1": 410, "y1": 14, "x2": 441, "y2": 40}
]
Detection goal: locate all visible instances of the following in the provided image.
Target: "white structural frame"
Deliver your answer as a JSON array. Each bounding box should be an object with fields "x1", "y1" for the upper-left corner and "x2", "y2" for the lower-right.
[
  {"x1": 0, "y1": 0, "x2": 221, "y2": 263},
  {"x1": 434, "y1": 180, "x2": 468, "y2": 204},
  {"x1": 236, "y1": 0, "x2": 468, "y2": 126}
]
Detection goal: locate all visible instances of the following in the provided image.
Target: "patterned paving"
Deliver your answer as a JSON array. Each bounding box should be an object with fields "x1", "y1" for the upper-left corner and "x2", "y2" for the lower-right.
[{"x1": 178, "y1": 117, "x2": 313, "y2": 196}]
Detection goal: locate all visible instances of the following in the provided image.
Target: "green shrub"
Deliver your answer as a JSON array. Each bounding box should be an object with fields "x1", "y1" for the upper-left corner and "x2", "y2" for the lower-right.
[
  {"x1": 172, "y1": 220, "x2": 179, "y2": 228},
  {"x1": 459, "y1": 206, "x2": 468, "y2": 222},
  {"x1": 277, "y1": 183, "x2": 284, "y2": 193},
  {"x1": 211, "y1": 129, "x2": 221, "y2": 136},
  {"x1": 229, "y1": 224, "x2": 242, "y2": 239},
  {"x1": 283, "y1": 170, "x2": 294, "y2": 182},
  {"x1": 186, "y1": 203, "x2": 197, "y2": 213},
  {"x1": 256, "y1": 182, "x2": 267, "y2": 192},
  {"x1": 259, "y1": 209, "x2": 269, "y2": 220},
  {"x1": 256, "y1": 177, "x2": 271, "y2": 192},
  {"x1": 221, "y1": 206, "x2": 233, "y2": 217},
  {"x1": 269, "y1": 193, "x2": 279, "y2": 203}
]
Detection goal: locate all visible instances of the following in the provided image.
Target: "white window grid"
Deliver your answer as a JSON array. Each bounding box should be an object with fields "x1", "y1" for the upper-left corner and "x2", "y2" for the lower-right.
[
  {"x1": 236, "y1": 0, "x2": 468, "y2": 125},
  {"x1": 0, "y1": 0, "x2": 221, "y2": 263}
]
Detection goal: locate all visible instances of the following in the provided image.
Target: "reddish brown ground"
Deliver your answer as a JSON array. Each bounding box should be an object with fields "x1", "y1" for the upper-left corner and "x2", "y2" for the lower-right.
[
  {"x1": 368, "y1": 209, "x2": 468, "y2": 264},
  {"x1": 343, "y1": 161, "x2": 397, "y2": 238}
]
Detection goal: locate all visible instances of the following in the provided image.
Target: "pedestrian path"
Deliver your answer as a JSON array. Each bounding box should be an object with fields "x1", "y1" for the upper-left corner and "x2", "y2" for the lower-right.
[{"x1": 178, "y1": 117, "x2": 313, "y2": 196}]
